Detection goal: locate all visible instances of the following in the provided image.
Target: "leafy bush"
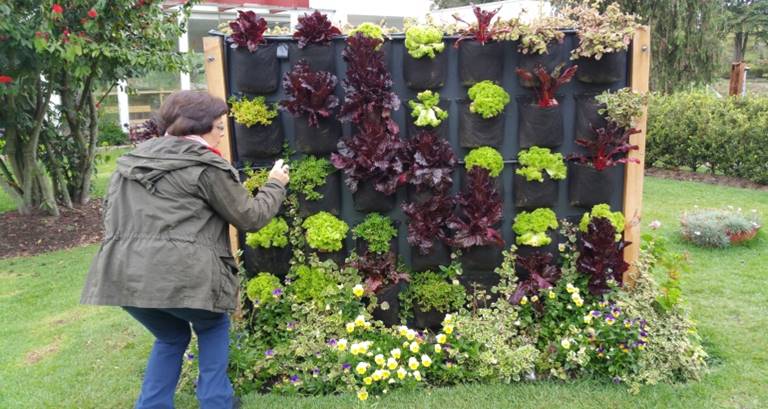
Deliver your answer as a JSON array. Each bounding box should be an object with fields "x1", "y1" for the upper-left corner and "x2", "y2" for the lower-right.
[
  {"x1": 577, "y1": 217, "x2": 629, "y2": 296},
  {"x1": 348, "y1": 22, "x2": 384, "y2": 42},
  {"x1": 229, "y1": 96, "x2": 278, "y2": 127},
  {"x1": 569, "y1": 122, "x2": 639, "y2": 171},
  {"x1": 404, "y1": 25, "x2": 445, "y2": 59},
  {"x1": 596, "y1": 88, "x2": 647, "y2": 128},
  {"x1": 402, "y1": 194, "x2": 455, "y2": 255},
  {"x1": 128, "y1": 118, "x2": 161, "y2": 143},
  {"x1": 516, "y1": 147, "x2": 567, "y2": 182},
  {"x1": 467, "y1": 80, "x2": 510, "y2": 119},
  {"x1": 292, "y1": 11, "x2": 341, "y2": 48},
  {"x1": 245, "y1": 217, "x2": 289, "y2": 249},
  {"x1": 229, "y1": 10, "x2": 268, "y2": 52},
  {"x1": 351, "y1": 213, "x2": 398, "y2": 254},
  {"x1": 515, "y1": 63, "x2": 577, "y2": 108},
  {"x1": 680, "y1": 207, "x2": 761, "y2": 248},
  {"x1": 246, "y1": 273, "x2": 282, "y2": 306},
  {"x1": 447, "y1": 168, "x2": 504, "y2": 249},
  {"x1": 291, "y1": 156, "x2": 332, "y2": 201},
  {"x1": 500, "y1": 17, "x2": 567, "y2": 55},
  {"x1": 402, "y1": 270, "x2": 466, "y2": 313},
  {"x1": 302, "y1": 211, "x2": 349, "y2": 252},
  {"x1": 464, "y1": 146, "x2": 503, "y2": 178},
  {"x1": 510, "y1": 251, "x2": 561, "y2": 304},
  {"x1": 513, "y1": 208, "x2": 559, "y2": 247},
  {"x1": 409, "y1": 90, "x2": 448, "y2": 128},
  {"x1": 280, "y1": 60, "x2": 339, "y2": 127},
  {"x1": 404, "y1": 130, "x2": 456, "y2": 194},
  {"x1": 98, "y1": 118, "x2": 127, "y2": 146},
  {"x1": 564, "y1": 2, "x2": 639, "y2": 60},
  {"x1": 242, "y1": 167, "x2": 269, "y2": 194},
  {"x1": 290, "y1": 264, "x2": 337, "y2": 303},
  {"x1": 579, "y1": 203, "x2": 625, "y2": 237}
]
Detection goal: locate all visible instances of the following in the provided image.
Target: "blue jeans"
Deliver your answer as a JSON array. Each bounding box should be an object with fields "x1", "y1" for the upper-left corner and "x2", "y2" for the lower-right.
[{"x1": 123, "y1": 307, "x2": 234, "y2": 409}]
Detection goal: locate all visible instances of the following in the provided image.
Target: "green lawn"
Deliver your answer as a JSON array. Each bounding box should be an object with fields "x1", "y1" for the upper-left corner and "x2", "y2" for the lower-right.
[
  {"x1": 0, "y1": 176, "x2": 766, "y2": 408},
  {"x1": 0, "y1": 147, "x2": 128, "y2": 214}
]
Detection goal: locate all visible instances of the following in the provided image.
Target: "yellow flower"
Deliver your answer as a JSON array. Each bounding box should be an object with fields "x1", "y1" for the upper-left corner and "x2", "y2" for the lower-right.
[
  {"x1": 421, "y1": 354, "x2": 432, "y2": 367},
  {"x1": 397, "y1": 367, "x2": 407, "y2": 379},
  {"x1": 566, "y1": 283, "x2": 577, "y2": 294},
  {"x1": 583, "y1": 315, "x2": 593, "y2": 324},
  {"x1": 352, "y1": 284, "x2": 364, "y2": 298},
  {"x1": 519, "y1": 296, "x2": 528, "y2": 305},
  {"x1": 548, "y1": 290, "x2": 556, "y2": 299},
  {"x1": 337, "y1": 338, "x2": 348, "y2": 351},
  {"x1": 413, "y1": 370, "x2": 422, "y2": 381},
  {"x1": 350, "y1": 343, "x2": 361, "y2": 355},
  {"x1": 561, "y1": 338, "x2": 572, "y2": 350},
  {"x1": 390, "y1": 348, "x2": 401, "y2": 359},
  {"x1": 436, "y1": 333, "x2": 447, "y2": 344},
  {"x1": 346, "y1": 322, "x2": 356, "y2": 333},
  {"x1": 371, "y1": 369, "x2": 383, "y2": 381},
  {"x1": 387, "y1": 357, "x2": 398, "y2": 370},
  {"x1": 444, "y1": 324, "x2": 454, "y2": 335},
  {"x1": 381, "y1": 370, "x2": 391, "y2": 380},
  {"x1": 364, "y1": 321, "x2": 372, "y2": 330},
  {"x1": 409, "y1": 341, "x2": 420, "y2": 353},
  {"x1": 405, "y1": 329, "x2": 416, "y2": 341},
  {"x1": 402, "y1": 341, "x2": 409, "y2": 348},
  {"x1": 443, "y1": 314, "x2": 453, "y2": 324},
  {"x1": 434, "y1": 344, "x2": 442, "y2": 353},
  {"x1": 398, "y1": 326, "x2": 409, "y2": 337},
  {"x1": 354, "y1": 315, "x2": 366, "y2": 327},
  {"x1": 357, "y1": 388, "x2": 369, "y2": 401},
  {"x1": 531, "y1": 295, "x2": 539, "y2": 303},
  {"x1": 408, "y1": 357, "x2": 419, "y2": 370},
  {"x1": 575, "y1": 299, "x2": 584, "y2": 307},
  {"x1": 374, "y1": 354, "x2": 386, "y2": 366},
  {"x1": 363, "y1": 376, "x2": 372, "y2": 385},
  {"x1": 356, "y1": 362, "x2": 369, "y2": 375}
]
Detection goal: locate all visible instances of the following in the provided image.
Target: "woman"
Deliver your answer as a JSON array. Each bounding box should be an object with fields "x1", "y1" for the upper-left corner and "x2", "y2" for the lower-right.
[{"x1": 81, "y1": 91, "x2": 288, "y2": 409}]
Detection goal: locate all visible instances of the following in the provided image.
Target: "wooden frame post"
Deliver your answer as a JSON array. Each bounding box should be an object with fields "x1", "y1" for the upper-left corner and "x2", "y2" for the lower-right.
[
  {"x1": 203, "y1": 36, "x2": 240, "y2": 259},
  {"x1": 623, "y1": 25, "x2": 651, "y2": 286}
]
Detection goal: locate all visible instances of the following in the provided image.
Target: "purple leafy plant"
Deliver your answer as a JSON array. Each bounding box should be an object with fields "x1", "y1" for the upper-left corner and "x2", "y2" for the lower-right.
[
  {"x1": 569, "y1": 122, "x2": 640, "y2": 171},
  {"x1": 350, "y1": 251, "x2": 409, "y2": 294},
  {"x1": 447, "y1": 167, "x2": 504, "y2": 249},
  {"x1": 509, "y1": 251, "x2": 562, "y2": 304},
  {"x1": 453, "y1": 4, "x2": 507, "y2": 46},
  {"x1": 401, "y1": 193, "x2": 455, "y2": 255},
  {"x1": 280, "y1": 60, "x2": 339, "y2": 127},
  {"x1": 293, "y1": 10, "x2": 341, "y2": 48},
  {"x1": 229, "y1": 10, "x2": 268, "y2": 52},
  {"x1": 404, "y1": 130, "x2": 457, "y2": 194},
  {"x1": 576, "y1": 217, "x2": 630, "y2": 296}
]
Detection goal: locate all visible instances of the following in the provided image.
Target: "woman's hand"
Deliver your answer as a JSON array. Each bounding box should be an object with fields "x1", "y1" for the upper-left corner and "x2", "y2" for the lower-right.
[{"x1": 269, "y1": 159, "x2": 290, "y2": 186}]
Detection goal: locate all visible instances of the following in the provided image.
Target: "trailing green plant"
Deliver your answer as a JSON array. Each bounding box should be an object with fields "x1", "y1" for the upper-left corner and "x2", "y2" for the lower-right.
[
  {"x1": 680, "y1": 207, "x2": 762, "y2": 248},
  {"x1": 402, "y1": 270, "x2": 466, "y2": 313},
  {"x1": 246, "y1": 273, "x2": 282, "y2": 306},
  {"x1": 351, "y1": 213, "x2": 398, "y2": 254},
  {"x1": 302, "y1": 211, "x2": 349, "y2": 252},
  {"x1": 464, "y1": 146, "x2": 503, "y2": 178},
  {"x1": 564, "y1": 2, "x2": 639, "y2": 60},
  {"x1": 595, "y1": 88, "x2": 647, "y2": 128},
  {"x1": 409, "y1": 90, "x2": 448, "y2": 128},
  {"x1": 291, "y1": 156, "x2": 333, "y2": 201},
  {"x1": 245, "y1": 217, "x2": 290, "y2": 249},
  {"x1": 513, "y1": 17, "x2": 568, "y2": 55},
  {"x1": 404, "y1": 24, "x2": 445, "y2": 59},
  {"x1": 513, "y1": 208, "x2": 559, "y2": 247},
  {"x1": 467, "y1": 80, "x2": 510, "y2": 119},
  {"x1": 348, "y1": 22, "x2": 384, "y2": 42},
  {"x1": 640, "y1": 231, "x2": 690, "y2": 312},
  {"x1": 579, "y1": 204, "x2": 625, "y2": 237},
  {"x1": 242, "y1": 167, "x2": 270, "y2": 194},
  {"x1": 229, "y1": 96, "x2": 278, "y2": 127},
  {"x1": 516, "y1": 147, "x2": 567, "y2": 182}
]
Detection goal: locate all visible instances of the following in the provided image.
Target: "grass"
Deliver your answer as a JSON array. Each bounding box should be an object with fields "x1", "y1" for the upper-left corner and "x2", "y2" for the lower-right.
[
  {"x1": 0, "y1": 147, "x2": 128, "y2": 214},
  {"x1": 1, "y1": 176, "x2": 766, "y2": 408}
]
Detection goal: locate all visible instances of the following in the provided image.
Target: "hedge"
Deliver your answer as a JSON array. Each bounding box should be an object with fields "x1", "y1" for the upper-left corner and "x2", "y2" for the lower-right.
[{"x1": 646, "y1": 90, "x2": 768, "y2": 184}]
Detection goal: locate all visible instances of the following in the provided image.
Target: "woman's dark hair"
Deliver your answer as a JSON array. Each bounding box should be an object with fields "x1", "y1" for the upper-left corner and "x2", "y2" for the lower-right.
[{"x1": 158, "y1": 91, "x2": 228, "y2": 136}]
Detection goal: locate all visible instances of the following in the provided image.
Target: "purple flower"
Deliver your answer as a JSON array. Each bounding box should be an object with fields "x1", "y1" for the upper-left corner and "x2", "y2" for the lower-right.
[
  {"x1": 640, "y1": 331, "x2": 648, "y2": 338},
  {"x1": 287, "y1": 321, "x2": 296, "y2": 330},
  {"x1": 591, "y1": 310, "x2": 602, "y2": 317},
  {"x1": 311, "y1": 368, "x2": 320, "y2": 377},
  {"x1": 327, "y1": 338, "x2": 337, "y2": 347},
  {"x1": 342, "y1": 363, "x2": 351, "y2": 370},
  {"x1": 272, "y1": 288, "x2": 283, "y2": 297},
  {"x1": 285, "y1": 278, "x2": 292, "y2": 285},
  {"x1": 265, "y1": 349, "x2": 275, "y2": 358},
  {"x1": 186, "y1": 353, "x2": 195, "y2": 360},
  {"x1": 290, "y1": 375, "x2": 300, "y2": 383}
]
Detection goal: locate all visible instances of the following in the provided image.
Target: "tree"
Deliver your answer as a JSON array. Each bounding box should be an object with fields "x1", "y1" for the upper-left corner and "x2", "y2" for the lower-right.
[
  {"x1": 432, "y1": 0, "x2": 497, "y2": 9},
  {"x1": 725, "y1": 0, "x2": 768, "y2": 62}
]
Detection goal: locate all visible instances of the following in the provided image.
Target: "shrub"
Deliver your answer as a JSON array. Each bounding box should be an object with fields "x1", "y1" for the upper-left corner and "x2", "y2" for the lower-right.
[
  {"x1": 564, "y1": 2, "x2": 639, "y2": 60},
  {"x1": 280, "y1": 60, "x2": 339, "y2": 127},
  {"x1": 516, "y1": 147, "x2": 567, "y2": 182},
  {"x1": 246, "y1": 273, "x2": 282, "y2": 306},
  {"x1": 680, "y1": 207, "x2": 761, "y2": 248},
  {"x1": 98, "y1": 118, "x2": 127, "y2": 146},
  {"x1": 229, "y1": 96, "x2": 278, "y2": 127},
  {"x1": 513, "y1": 208, "x2": 559, "y2": 247},
  {"x1": 292, "y1": 11, "x2": 341, "y2": 48},
  {"x1": 464, "y1": 146, "x2": 503, "y2": 178},
  {"x1": 229, "y1": 10, "x2": 268, "y2": 52},
  {"x1": 467, "y1": 80, "x2": 510, "y2": 119},
  {"x1": 291, "y1": 156, "x2": 333, "y2": 201},
  {"x1": 402, "y1": 270, "x2": 466, "y2": 313},
  {"x1": 595, "y1": 88, "x2": 647, "y2": 128},
  {"x1": 351, "y1": 213, "x2": 398, "y2": 254},
  {"x1": 245, "y1": 217, "x2": 290, "y2": 249},
  {"x1": 302, "y1": 211, "x2": 349, "y2": 252},
  {"x1": 409, "y1": 90, "x2": 448, "y2": 128},
  {"x1": 404, "y1": 24, "x2": 445, "y2": 59}
]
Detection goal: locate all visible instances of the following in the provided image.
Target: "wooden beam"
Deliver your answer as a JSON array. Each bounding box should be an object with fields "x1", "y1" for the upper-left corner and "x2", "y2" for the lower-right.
[
  {"x1": 203, "y1": 36, "x2": 240, "y2": 261},
  {"x1": 623, "y1": 25, "x2": 651, "y2": 286},
  {"x1": 729, "y1": 62, "x2": 746, "y2": 96}
]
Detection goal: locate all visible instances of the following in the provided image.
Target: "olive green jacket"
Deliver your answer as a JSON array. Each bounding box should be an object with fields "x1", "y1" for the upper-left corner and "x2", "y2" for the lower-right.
[{"x1": 80, "y1": 136, "x2": 285, "y2": 313}]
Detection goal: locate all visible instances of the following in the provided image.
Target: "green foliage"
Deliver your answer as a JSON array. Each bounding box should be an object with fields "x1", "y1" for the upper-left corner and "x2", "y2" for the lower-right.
[
  {"x1": 302, "y1": 211, "x2": 349, "y2": 252},
  {"x1": 595, "y1": 88, "x2": 647, "y2": 128},
  {"x1": 351, "y1": 213, "x2": 398, "y2": 254},
  {"x1": 564, "y1": 2, "x2": 639, "y2": 60},
  {"x1": 292, "y1": 156, "x2": 332, "y2": 201},
  {"x1": 403, "y1": 271, "x2": 466, "y2": 313},
  {"x1": 496, "y1": 17, "x2": 568, "y2": 55},
  {"x1": 647, "y1": 90, "x2": 768, "y2": 184},
  {"x1": 513, "y1": 208, "x2": 559, "y2": 247},
  {"x1": 246, "y1": 273, "x2": 282, "y2": 306},
  {"x1": 229, "y1": 96, "x2": 278, "y2": 127},
  {"x1": 290, "y1": 263, "x2": 338, "y2": 303},
  {"x1": 467, "y1": 81, "x2": 510, "y2": 119},
  {"x1": 579, "y1": 204, "x2": 625, "y2": 235},
  {"x1": 242, "y1": 168, "x2": 270, "y2": 194},
  {"x1": 464, "y1": 147, "x2": 503, "y2": 178},
  {"x1": 348, "y1": 22, "x2": 384, "y2": 41},
  {"x1": 640, "y1": 232, "x2": 690, "y2": 312},
  {"x1": 404, "y1": 25, "x2": 445, "y2": 59},
  {"x1": 680, "y1": 207, "x2": 761, "y2": 248},
  {"x1": 516, "y1": 147, "x2": 567, "y2": 182},
  {"x1": 245, "y1": 218, "x2": 290, "y2": 249},
  {"x1": 97, "y1": 118, "x2": 127, "y2": 146},
  {"x1": 409, "y1": 90, "x2": 448, "y2": 127}
]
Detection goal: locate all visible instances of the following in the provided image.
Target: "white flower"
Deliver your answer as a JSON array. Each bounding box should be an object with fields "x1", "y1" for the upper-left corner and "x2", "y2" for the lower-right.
[
  {"x1": 352, "y1": 284, "x2": 365, "y2": 298},
  {"x1": 408, "y1": 356, "x2": 419, "y2": 370},
  {"x1": 380, "y1": 301, "x2": 390, "y2": 311},
  {"x1": 561, "y1": 338, "x2": 572, "y2": 350},
  {"x1": 356, "y1": 362, "x2": 370, "y2": 375},
  {"x1": 354, "y1": 315, "x2": 366, "y2": 327},
  {"x1": 413, "y1": 370, "x2": 422, "y2": 381},
  {"x1": 436, "y1": 333, "x2": 447, "y2": 344},
  {"x1": 434, "y1": 344, "x2": 442, "y2": 353},
  {"x1": 648, "y1": 220, "x2": 661, "y2": 230},
  {"x1": 397, "y1": 367, "x2": 407, "y2": 379},
  {"x1": 421, "y1": 354, "x2": 432, "y2": 367},
  {"x1": 405, "y1": 329, "x2": 416, "y2": 341},
  {"x1": 374, "y1": 354, "x2": 386, "y2": 366},
  {"x1": 387, "y1": 357, "x2": 398, "y2": 370},
  {"x1": 390, "y1": 348, "x2": 402, "y2": 359},
  {"x1": 694, "y1": 231, "x2": 701, "y2": 236},
  {"x1": 409, "y1": 341, "x2": 420, "y2": 353},
  {"x1": 558, "y1": 243, "x2": 566, "y2": 252}
]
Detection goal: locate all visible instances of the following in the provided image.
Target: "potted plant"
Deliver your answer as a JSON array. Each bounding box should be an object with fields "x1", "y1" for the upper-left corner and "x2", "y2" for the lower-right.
[
  {"x1": 447, "y1": 167, "x2": 505, "y2": 270},
  {"x1": 514, "y1": 147, "x2": 566, "y2": 209},
  {"x1": 402, "y1": 193, "x2": 455, "y2": 271},
  {"x1": 459, "y1": 81, "x2": 509, "y2": 147},
  {"x1": 509, "y1": 251, "x2": 561, "y2": 302},
  {"x1": 566, "y1": 2, "x2": 638, "y2": 84},
  {"x1": 403, "y1": 23, "x2": 447, "y2": 89},
  {"x1": 349, "y1": 251, "x2": 410, "y2": 326},
  {"x1": 280, "y1": 61, "x2": 341, "y2": 155},
  {"x1": 290, "y1": 10, "x2": 341, "y2": 72},
  {"x1": 403, "y1": 130, "x2": 456, "y2": 203},
  {"x1": 291, "y1": 156, "x2": 340, "y2": 217},
  {"x1": 510, "y1": 18, "x2": 569, "y2": 88},
  {"x1": 347, "y1": 22, "x2": 391, "y2": 67},
  {"x1": 574, "y1": 94, "x2": 607, "y2": 141},
  {"x1": 579, "y1": 204, "x2": 626, "y2": 237},
  {"x1": 228, "y1": 11, "x2": 279, "y2": 94},
  {"x1": 302, "y1": 211, "x2": 349, "y2": 265},
  {"x1": 512, "y1": 208, "x2": 559, "y2": 257},
  {"x1": 352, "y1": 212, "x2": 399, "y2": 256},
  {"x1": 680, "y1": 207, "x2": 762, "y2": 248},
  {"x1": 595, "y1": 88, "x2": 647, "y2": 129},
  {"x1": 243, "y1": 217, "x2": 292, "y2": 280},
  {"x1": 514, "y1": 63, "x2": 578, "y2": 148},
  {"x1": 453, "y1": 5, "x2": 507, "y2": 85},
  {"x1": 406, "y1": 90, "x2": 449, "y2": 139},
  {"x1": 463, "y1": 146, "x2": 504, "y2": 193},
  {"x1": 401, "y1": 270, "x2": 466, "y2": 330},
  {"x1": 245, "y1": 272, "x2": 282, "y2": 307},
  {"x1": 568, "y1": 123, "x2": 640, "y2": 207},
  {"x1": 229, "y1": 96, "x2": 283, "y2": 161},
  {"x1": 331, "y1": 123, "x2": 406, "y2": 213},
  {"x1": 577, "y1": 217, "x2": 630, "y2": 296}
]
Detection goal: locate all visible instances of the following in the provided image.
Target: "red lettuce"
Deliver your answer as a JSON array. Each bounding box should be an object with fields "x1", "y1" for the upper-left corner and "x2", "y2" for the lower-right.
[
  {"x1": 293, "y1": 10, "x2": 341, "y2": 48},
  {"x1": 509, "y1": 251, "x2": 562, "y2": 304},
  {"x1": 331, "y1": 122, "x2": 406, "y2": 195},
  {"x1": 280, "y1": 60, "x2": 339, "y2": 127},
  {"x1": 569, "y1": 122, "x2": 641, "y2": 171},
  {"x1": 515, "y1": 63, "x2": 578, "y2": 108},
  {"x1": 129, "y1": 118, "x2": 161, "y2": 143},
  {"x1": 447, "y1": 167, "x2": 504, "y2": 249},
  {"x1": 340, "y1": 33, "x2": 400, "y2": 134},
  {"x1": 350, "y1": 251, "x2": 409, "y2": 294},
  {"x1": 404, "y1": 130, "x2": 457, "y2": 194},
  {"x1": 454, "y1": 4, "x2": 507, "y2": 46},
  {"x1": 577, "y1": 217, "x2": 630, "y2": 296},
  {"x1": 229, "y1": 10, "x2": 267, "y2": 52},
  {"x1": 401, "y1": 193, "x2": 455, "y2": 255}
]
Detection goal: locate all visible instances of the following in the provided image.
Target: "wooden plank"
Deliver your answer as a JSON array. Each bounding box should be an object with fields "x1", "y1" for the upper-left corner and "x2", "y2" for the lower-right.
[
  {"x1": 729, "y1": 62, "x2": 746, "y2": 96},
  {"x1": 203, "y1": 36, "x2": 240, "y2": 261},
  {"x1": 623, "y1": 25, "x2": 651, "y2": 286}
]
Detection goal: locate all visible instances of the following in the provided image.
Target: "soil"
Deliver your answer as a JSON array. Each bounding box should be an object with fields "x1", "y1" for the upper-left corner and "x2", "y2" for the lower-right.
[
  {"x1": 645, "y1": 167, "x2": 768, "y2": 191},
  {"x1": 0, "y1": 200, "x2": 104, "y2": 259}
]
